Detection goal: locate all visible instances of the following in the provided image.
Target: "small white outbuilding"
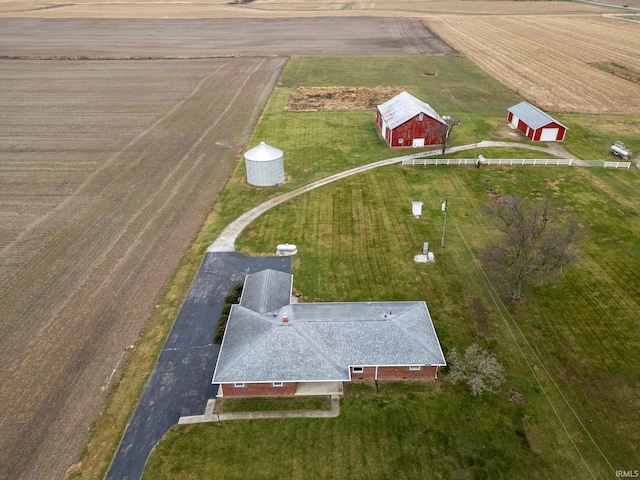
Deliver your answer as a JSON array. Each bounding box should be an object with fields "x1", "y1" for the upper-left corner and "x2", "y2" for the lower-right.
[{"x1": 244, "y1": 141, "x2": 285, "y2": 187}]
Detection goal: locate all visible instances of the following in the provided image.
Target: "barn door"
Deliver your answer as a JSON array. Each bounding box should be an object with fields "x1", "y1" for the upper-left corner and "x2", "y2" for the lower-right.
[
  {"x1": 412, "y1": 138, "x2": 425, "y2": 147},
  {"x1": 540, "y1": 128, "x2": 559, "y2": 141}
]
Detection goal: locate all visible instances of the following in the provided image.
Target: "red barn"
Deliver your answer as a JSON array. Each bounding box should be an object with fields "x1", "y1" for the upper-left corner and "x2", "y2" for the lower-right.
[
  {"x1": 507, "y1": 101, "x2": 567, "y2": 142},
  {"x1": 376, "y1": 91, "x2": 447, "y2": 148}
]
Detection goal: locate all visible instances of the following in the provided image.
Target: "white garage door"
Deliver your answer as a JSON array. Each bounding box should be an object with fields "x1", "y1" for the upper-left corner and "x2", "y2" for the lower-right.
[
  {"x1": 510, "y1": 114, "x2": 519, "y2": 128},
  {"x1": 540, "y1": 128, "x2": 559, "y2": 141},
  {"x1": 412, "y1": 138, "x2": 425, "y2": 147}
]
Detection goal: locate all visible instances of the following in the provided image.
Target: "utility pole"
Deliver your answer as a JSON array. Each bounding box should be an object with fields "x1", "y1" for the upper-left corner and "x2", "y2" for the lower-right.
[{"x1": 441, "y1": 198, "x2": 448, "y2": 248}]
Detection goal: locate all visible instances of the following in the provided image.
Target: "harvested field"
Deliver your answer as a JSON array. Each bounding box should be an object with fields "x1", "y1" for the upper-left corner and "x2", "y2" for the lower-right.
[
  {"x1": 0, "y1": 17, "x2": 456, "y2": 57},
  {"x1": 0, "y1": 57, "x2": 286, "y2": 480},
  {"x1": 285, "y1": 86, "x2": 404, "y2": 111},
  {"x1": 425, "y1": 14, "x2": 640, "y2": 114},
  {"x1": 0, "y1": 4, "x2": 635, "y2": 479},
  {"x1": 0, "y1": 0, "x2": 612, "y2": 19},
  {"x1": 0, "y1": 15, "x2": 458, "y2": 480}
]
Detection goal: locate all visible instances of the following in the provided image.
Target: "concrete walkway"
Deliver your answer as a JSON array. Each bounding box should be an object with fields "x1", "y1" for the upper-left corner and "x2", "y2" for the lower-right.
[
  {"x1": 178, "y1": 395, "x2": 341, "y2": 424},
  {"x1": 207, "y1": 141, "x2": 575, "y2": 253}
]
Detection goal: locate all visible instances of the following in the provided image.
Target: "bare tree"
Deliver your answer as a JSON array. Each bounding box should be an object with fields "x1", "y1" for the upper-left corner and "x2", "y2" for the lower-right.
[
  {"x1": 446, "y1": 344, "x2": 506, "y2": 396},
  {"x1": 482, "y1": 196, "x2": 582, "y2": 301},
  {"x1": 439, "y1": 116, "x2": 460, "y2": 156}
]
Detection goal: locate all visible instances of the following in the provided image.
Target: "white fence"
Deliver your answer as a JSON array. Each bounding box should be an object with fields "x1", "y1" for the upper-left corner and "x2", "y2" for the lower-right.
[
  {"x1": 579, "y1": 160, "x2": 632, "y2": 169},
  {"x1": 604, "y1": 161, "x2": 631, "y2": 169},
  {"x1": 402, "y1": 158, "x2": 573, "y2": 167}
]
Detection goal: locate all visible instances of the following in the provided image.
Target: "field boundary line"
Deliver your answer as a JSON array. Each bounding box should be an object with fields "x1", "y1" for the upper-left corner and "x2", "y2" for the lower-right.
[{"x1": 450, "y1": 210, "x2": 614, "y2": 478}]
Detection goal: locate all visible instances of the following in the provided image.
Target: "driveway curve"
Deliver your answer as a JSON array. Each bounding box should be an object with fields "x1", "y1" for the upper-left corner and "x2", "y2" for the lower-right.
[{"x1": 208, "y1": 141, "x2": 569, "y2": 252}]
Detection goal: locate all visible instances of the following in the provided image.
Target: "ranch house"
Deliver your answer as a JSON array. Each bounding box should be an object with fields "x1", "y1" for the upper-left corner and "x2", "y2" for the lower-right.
[
  {"x1": 376, "y1": 91, "x2": 447, "y2": 148},
  {"x1": 212, "y1": 269, "x2": 446, "y2": 397},
  {"x1": 507, "y1": 101, "x2": 567, "y2": 142}
]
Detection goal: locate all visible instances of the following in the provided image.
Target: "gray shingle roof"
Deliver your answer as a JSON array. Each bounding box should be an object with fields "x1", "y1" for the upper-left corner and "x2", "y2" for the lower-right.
[
  {"x1": 239, "y1": 269, "x2": 292, "y2": 313},
  {"x1": 377, "y1": 91, "x2": 445, "y2": 130},
  {"x1": 213, "y1": 270, "x2": 447, "y2": 384},
  {"x1": 508, "y1": 101, "x2": 567, "y2": 130}
]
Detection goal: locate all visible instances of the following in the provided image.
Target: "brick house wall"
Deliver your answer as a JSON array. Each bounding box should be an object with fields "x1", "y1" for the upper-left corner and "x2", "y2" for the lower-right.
[
  {"x1": 351, "y1": 366, "x2": 377, "y2": 381},
  {"x1": 351, "y1": 365, "x2": 438, "y2": 381},
  {"x1": 220, "y1": 382, "x2": 297, "y2": 397},
  {"x1": 376, "y1": 365, "x2": 438, "y2": 380}
]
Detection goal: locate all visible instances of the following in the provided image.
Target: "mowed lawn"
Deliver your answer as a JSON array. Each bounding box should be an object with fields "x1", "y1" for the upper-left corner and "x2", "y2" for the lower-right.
[
  {"x1": 146, "y1": 165, "x2": 640, "y2": 479},
  {"x1": 143, "y1": 57, "x2": 640, "y2": 478}
]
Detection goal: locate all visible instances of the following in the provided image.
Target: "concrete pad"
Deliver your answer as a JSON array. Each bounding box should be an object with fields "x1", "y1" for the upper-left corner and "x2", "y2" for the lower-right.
[{"x1": 296, "y1": 381, "x2": 343, "y2": 396}]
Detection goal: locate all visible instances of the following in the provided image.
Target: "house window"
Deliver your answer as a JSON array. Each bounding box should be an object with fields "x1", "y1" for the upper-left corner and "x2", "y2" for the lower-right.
[
  {"x1": 399, "y1": 138, "x2": 404, "y2": 145},
  {"x1": 352, "y1": 366, "x2": 364, "y2": 373},
  {"x1": 234, "y1": 382, "x2": 245, "y2": 388},
  {"x1": 273, "y1": 382, "x2": 284, "y2": 387},
  {"x1": 409, "y1": 365, "x2": 421, "y2": 371}
]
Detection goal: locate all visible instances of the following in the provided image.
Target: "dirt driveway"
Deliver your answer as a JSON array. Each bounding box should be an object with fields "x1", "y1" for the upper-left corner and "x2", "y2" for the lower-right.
[{"x1": 0, "y1": 16, "x2": 455, "y2": 480}]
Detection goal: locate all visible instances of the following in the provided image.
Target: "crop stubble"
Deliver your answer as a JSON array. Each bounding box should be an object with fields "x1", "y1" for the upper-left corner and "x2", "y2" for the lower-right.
[
  {"x1": 0, "y1": 57, "x2": 286, "y2": 480},
  {"x1": 425, "y1": 14, "x2": 640, "y2": 115}
]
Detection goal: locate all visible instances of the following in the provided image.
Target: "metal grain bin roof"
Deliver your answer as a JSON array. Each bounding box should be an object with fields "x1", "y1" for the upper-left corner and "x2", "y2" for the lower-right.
[{"x1": 244, "y1": 141, "x2": 283, "y2": 162}]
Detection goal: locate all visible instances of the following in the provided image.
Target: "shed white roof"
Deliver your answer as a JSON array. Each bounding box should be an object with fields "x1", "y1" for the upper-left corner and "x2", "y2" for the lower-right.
[
  {"x1": 377, "y1": 91, "x2": 445, "y2": 130},
  {"x1": 508, "y1": 101, "x2": 567, "y2": 130},
  {"x1": 244, "y1": 141, "x2": 283, "y2": 162},
  {"x1": 212, "y1": 270, "x2": 446, "y2": 384}
]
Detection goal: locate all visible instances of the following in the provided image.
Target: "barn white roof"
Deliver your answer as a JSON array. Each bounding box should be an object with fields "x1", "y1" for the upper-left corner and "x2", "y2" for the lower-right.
[
  {"x1": 212, "y1": 270, "x2": 446, "y2": 384},
  {"x1": 508, "y1": 101, "x2": 567, "y2": 130},
  {"x1": 377, "y1": 91, "x2": 445, "y2": 130}
]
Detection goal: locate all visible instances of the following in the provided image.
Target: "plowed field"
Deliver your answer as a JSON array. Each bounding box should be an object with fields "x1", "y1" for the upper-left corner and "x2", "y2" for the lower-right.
[
  {"x1": 0, "y1": 57, "x2": 286, "y2": 480},
  {"x1": 426, "y1": 15, "x2": 640, "y2": 114},
  {"x1": 0, "y1": 17, "x2": 455, "y2": 57},
  {"x1": 0, "y1": 15, "x2": 458, "y2": 480}
]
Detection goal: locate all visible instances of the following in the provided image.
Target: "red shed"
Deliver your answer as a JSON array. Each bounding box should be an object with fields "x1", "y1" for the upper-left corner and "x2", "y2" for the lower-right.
[
  {"x1": 376, "y1": 91, "x2": 447, "y2": 148},
  {"x1": 507, "y1": 101, "x2": 567, "y2": 142}
]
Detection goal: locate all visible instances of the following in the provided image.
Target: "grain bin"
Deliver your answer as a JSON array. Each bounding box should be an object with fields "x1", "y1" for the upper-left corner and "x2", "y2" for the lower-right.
[{"x1": 244, "y1": 141, "x2": 285, "y2": 187}]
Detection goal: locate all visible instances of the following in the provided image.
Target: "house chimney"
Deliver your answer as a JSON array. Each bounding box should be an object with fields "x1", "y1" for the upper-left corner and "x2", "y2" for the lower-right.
[{"x1": 282, "y1": 313, "x2": 289, "y2": 324}]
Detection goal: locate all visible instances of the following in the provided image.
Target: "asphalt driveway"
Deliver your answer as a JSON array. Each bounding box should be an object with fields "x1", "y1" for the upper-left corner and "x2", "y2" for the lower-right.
[{"x1": 106, "y1": 252, "x2": 291, "y2": 480}]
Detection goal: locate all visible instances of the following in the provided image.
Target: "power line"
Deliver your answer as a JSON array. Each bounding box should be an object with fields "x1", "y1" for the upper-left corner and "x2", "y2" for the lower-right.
[{"x1": 449, "y1": 208, "x2": 614, "y2": 478}]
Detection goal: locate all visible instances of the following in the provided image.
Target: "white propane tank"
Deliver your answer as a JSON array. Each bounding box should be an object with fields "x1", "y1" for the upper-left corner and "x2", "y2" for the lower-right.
[
  {"x1": 611, "y1": 144, "x2": 630, "y2": 158},
  {"x1": 276, "y1": 244, "x2": 297, "y2": 256}
]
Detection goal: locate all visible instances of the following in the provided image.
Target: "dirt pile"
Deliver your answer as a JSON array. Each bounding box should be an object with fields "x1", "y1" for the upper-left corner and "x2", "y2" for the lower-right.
[{"x1": 285, "y1": 86, "x2": 404, "y2": 112}]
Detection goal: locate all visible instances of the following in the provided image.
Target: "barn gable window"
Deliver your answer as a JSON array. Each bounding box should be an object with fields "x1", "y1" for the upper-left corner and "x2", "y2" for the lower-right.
[{"x1": 418, "y1": 113, "x2": 424, "y2": 121}]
